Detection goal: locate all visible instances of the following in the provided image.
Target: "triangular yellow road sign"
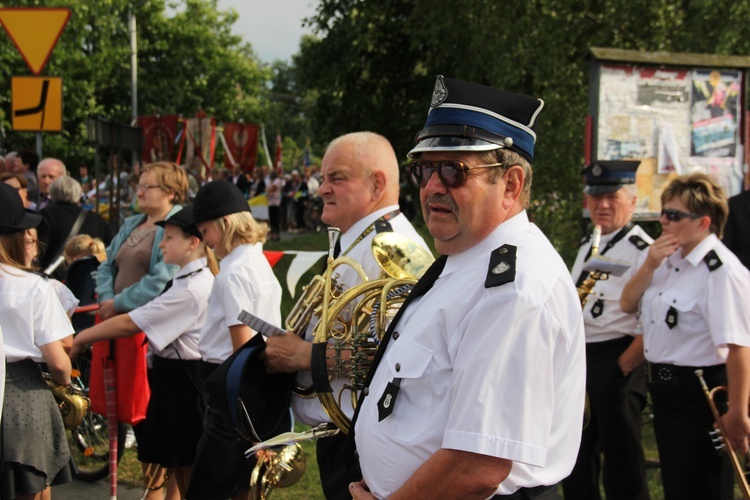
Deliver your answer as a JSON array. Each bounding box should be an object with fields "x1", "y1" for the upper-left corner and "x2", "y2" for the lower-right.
[{"x1": 0, "y1": 8, "x2": 71, "y2": 75}]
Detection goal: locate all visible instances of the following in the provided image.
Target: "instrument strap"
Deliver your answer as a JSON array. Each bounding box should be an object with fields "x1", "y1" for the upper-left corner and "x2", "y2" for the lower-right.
[{"x1": 340, "y1": 209, "x2": 400, "y2": 257}]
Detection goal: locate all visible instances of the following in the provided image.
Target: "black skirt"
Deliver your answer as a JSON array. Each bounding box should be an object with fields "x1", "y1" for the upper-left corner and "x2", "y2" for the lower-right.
[
  {"x1": 1, "y1": 360, "x2": 72, "y2": 499},
  {"x1": 133, "y1": 356, "x2": 203, "y2": 467}
]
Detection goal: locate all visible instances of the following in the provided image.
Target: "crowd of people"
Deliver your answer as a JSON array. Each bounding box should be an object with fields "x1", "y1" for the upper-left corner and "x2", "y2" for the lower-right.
[{"x1": 1, "y1": 74, "x2": 750, "y2": 500}]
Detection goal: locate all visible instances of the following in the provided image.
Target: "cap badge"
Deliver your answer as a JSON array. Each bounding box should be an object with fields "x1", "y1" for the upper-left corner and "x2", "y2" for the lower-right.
[
  {"x1": 592, "y1": 164, "x2": 602, "y2": 177},
  {"x1": 492, "y1": 261, "x2": 510, "y2": 275},
  {"x1": 431, "y1": 76, "x2": 448, "y2": 107}
]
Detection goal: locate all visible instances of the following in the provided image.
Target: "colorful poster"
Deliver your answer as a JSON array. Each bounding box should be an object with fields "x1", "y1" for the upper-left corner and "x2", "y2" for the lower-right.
[{"x1": 689, "y1": 69, "x2": 741, "y2": 158}]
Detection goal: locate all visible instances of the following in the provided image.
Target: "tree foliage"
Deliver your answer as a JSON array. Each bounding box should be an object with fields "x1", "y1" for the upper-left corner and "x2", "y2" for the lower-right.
[
  {"x1": 0, "y1": 0, "x2": 269, "y2": 168},
  {"x1": 296, "y1": 0, "x2": 750, "y2": 261}
]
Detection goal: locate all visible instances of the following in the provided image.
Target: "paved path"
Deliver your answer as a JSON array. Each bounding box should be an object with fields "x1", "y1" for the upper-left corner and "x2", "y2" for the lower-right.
[{"x1": 55, "y1": 478, "x2": 142, "y2": 499}]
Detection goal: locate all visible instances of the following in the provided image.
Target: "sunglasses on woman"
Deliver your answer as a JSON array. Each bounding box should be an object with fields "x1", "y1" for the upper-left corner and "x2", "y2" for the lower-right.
[
  {"x1": 661, "y1": 208, "x2": 701, "y2": 222},
  {"x1": 408, "y1": 160, "x2": 503, "y2": 189}
]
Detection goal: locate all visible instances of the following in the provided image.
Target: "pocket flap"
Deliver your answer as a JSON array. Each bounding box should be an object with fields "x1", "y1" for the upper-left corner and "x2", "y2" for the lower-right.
[
  {"x1": 385, "y1": 337, "x2": 432, "y2": 379},
  {"x1": 660, "y1": 289, "x2": 697, "y2": 312}
]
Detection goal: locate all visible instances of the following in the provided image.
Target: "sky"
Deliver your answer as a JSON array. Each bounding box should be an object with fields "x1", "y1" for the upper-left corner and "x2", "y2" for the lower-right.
[{"x1": 217, "y1": 0, "x2": 319, "y2": 64}]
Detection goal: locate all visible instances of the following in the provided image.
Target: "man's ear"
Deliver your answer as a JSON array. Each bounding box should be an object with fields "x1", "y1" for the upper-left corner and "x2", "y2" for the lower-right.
[
  {"x1": 502, "y1": 165, "x2": 524, "y2": 208},
  {"x1": 370, "y1": 170, "x2": 386, "y2": 199}
]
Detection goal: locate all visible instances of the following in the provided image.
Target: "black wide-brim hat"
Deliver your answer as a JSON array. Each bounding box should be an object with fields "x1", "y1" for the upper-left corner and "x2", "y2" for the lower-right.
[
  {"x1": 155, "y1": 206, "x2": 202, "y2": 239},
  {"x1": 192, "y1": 180, "x2": 250, "y2": 224},
  {"x1": 0, "y1": 182, "x2": 42, "y2": 235},
  {"x1": 582, "y1": 160, "x2": 641, "y2": 195},
  {"x1": 408, "y1": 75, "x2": 544, "y2": 162},
  {"x1": 204, "y1": 334, "x2": 293, "y2": 442}
]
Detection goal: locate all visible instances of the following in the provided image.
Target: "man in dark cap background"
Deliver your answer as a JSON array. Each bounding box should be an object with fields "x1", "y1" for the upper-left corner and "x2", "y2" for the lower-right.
[
  {"x1": 348, "y1": 76, "x2": 585, "y2": 499},
  {"x1": 562, "y1": 161, "x2": 653, "y2": 500}
]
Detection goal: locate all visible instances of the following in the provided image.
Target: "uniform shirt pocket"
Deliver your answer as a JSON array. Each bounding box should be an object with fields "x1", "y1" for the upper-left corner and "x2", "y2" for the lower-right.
[
  {"x1": 660, "y1": 289, "x2": 698, "y2": 313},
  {"x1": 374, "y1": 337, "x2": 433, "y2": 442}
]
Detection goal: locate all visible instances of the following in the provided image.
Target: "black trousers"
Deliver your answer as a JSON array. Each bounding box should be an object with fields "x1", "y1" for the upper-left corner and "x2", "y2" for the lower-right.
[
  {"x1": 562, "y1": 336, "x2": 649, "y2": 500},
  {"x1": 648, "y1": 363, "x2": 733, "y2": 500},
  {"x1": 317, "y1": 431, "x2": 351, "y2": 500}
]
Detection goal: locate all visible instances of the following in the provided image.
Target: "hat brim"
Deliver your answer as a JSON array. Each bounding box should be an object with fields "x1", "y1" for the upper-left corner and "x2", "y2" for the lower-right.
[
  {"x1": 407, "y1": 136, "x2": 502, "y2": 158},
  {"x1": 0, "y1": 210, "x2": 42, "y2": 235},
  {"x1": 584, "y1": 184, "x2": 628, "y2": 195},
  {"x1": 155, "y1": 219, "x2": 203, "y2": 240}
]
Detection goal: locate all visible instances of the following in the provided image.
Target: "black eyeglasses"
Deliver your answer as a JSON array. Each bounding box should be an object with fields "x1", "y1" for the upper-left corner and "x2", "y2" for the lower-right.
[
  {"x1": 661, "y1": 208, "x2": 701, "y2": 222},
  {"x1": 408, "y1": 160, "x2": 503, "y2": 189}
]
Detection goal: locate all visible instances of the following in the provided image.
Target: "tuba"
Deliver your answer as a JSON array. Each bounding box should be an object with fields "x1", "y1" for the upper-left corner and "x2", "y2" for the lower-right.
[
  {"x1": 44, "y1": 372, "x2": 91, "y2": 429},
  {"x1": 249, "y1": 443, "x2": 307, "y2": 500},
  {"x1": 695, "y1": 369, "x2": 750, "y2": 499},
  {"x1": 310, "y1": 227, "x2": 434, "y2": 434}
]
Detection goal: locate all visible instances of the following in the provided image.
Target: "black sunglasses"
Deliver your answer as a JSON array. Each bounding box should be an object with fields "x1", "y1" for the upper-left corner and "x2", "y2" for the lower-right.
[
  {"x1": 408, "y1": 160, "x2": 503, "y2": 189},
  {"x1": 661, "y1": 208, "x2": 701, "y2": 222}
]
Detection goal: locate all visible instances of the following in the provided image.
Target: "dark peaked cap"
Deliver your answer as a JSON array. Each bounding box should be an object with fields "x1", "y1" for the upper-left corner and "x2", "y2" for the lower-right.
[
  {"x1": 409, "y1": 75, "x2": 544, "y2": 161},
  {"x1": 582, "y1": 160, "x2": 641, "y2": 195}
]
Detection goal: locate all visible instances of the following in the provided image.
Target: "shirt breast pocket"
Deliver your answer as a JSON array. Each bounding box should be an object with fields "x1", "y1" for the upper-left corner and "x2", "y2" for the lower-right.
[
  {"x1": 660, "y1": 289, "x2": 700, "y2": 326},
  {"x1": 373, "y1": 337, "x2": 433, "y2": 442}
]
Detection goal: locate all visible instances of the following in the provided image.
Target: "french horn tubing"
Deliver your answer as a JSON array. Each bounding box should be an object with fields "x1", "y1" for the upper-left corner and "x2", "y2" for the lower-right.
[{"x1": 310, "y1": 228, "x2": 434, "y2": 434}]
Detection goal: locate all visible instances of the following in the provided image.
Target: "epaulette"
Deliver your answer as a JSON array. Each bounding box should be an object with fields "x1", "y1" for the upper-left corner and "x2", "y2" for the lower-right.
[
  {"x1": 703, "y1": 250, "x2": 723, "y2": 271},
  {"x1": 374, "y1": 218, "x2": 393, "y2": 233},
  {"x1": 579, "y1": 235, "x2": 590, "y2": 246},
  {"x1": 628, "y1": 235, "x2": 649, "y2": 250},
  {"x1": 485, "y1": 244, "x2": 516, "y2": 288}
]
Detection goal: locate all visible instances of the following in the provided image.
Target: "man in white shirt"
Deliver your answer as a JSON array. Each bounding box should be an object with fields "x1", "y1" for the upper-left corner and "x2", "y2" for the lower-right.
[
  {"x1": 349, "y1": 76, "x2": 585, "y2": 499},
  {"x1": 264, "y1": 131, "x2": 428, "y2": 500},
  {"x1": 563, "y1": 161, "x2": 652, "y2": 500}
]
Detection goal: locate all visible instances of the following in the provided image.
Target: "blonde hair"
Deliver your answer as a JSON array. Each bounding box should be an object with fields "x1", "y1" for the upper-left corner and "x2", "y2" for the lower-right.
[
  {"x1": 211, "y1": 211, "x2": 268, "y2": 258},
  {"x1": 63, "y1": 234, "x2": 107, "y2": 263},
  {"x1": 661, "y1": 173, "x2": 728, "y2": 238},
  {"x1": 141, "y1": 162, "x2": 189, "y2": 205}
]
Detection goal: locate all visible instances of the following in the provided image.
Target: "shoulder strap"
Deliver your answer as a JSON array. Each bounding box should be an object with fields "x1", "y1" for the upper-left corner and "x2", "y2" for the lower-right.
[{"x1": 46, "y1": 209, "x2": 90, "y2": 275}]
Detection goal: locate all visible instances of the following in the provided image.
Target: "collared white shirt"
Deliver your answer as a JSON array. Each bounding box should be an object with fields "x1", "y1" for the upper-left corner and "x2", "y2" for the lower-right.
[
  {"x1": 0, "y1": 264, "x2": 74, "y2": 362},
  {"x1": 641, "y1": 233, "x2": 750, "y2": 366},
  {"x1": 129, "y1": 258, "x2": 213, "y2": 360},
  {"x1": 354, "y1": 211, "x2": 586, "y2": 497},
  {"x1": 570, "y1": 224, "x2": 653, "y2": 342},
  {"x1": 198, "y1": 243, "x2": 282, "y2": 364},
  {"x1": 292, "y1": 205, "x2": 429, "y2": 426}
]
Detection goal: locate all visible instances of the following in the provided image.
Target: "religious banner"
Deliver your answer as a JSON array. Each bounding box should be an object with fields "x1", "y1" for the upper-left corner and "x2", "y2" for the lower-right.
[
  {"x1": 185, "y1": 116, "x2": 216, "y2": 170},
  {"x1": 137, "y1": 115, "x2": 179, "y2": 163},
  {"x1": 223, "y1": 122, "x2": 260, "y2": 171}
]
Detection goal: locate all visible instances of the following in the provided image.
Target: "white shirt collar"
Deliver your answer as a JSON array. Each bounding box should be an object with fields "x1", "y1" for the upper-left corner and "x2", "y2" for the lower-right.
[
  {"x1": 175, "y1": 257, "x2": 208, "y2": 279},
  {"x1": 442, "y1": 210, "x2": 530, "y2": 276},
  {"x1": 339, "y1": 205, "x2": 400, "y2": 253}
]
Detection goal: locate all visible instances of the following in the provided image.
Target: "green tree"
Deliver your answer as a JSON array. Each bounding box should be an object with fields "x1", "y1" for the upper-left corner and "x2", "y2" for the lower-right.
[{"x1": 296, "y1": 0, "x2": 750, "y2": 262}]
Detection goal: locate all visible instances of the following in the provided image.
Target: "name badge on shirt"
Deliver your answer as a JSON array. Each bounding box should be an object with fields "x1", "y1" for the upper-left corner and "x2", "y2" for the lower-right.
[
  {"x1": 665, "y1": 306, "x2": 678, "y2": 329},
  {"x1": 377, "y1": 379, "x2": 402, "y2": 421},
  {"x1": 591, "y1": 298, "x2": 604, "y2": 319}
]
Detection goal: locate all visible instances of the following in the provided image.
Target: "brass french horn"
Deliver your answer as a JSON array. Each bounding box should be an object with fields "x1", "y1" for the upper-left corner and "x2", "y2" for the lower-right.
[
  {"x1": 310, "y1": 227, "x2": 434, "y2": 434},
  {"x1": 44, "y1": 372, "x2": 91, "y2": 429},
  {"x1": 249, "y1": 443, "x2": 307, "y2": 500}
]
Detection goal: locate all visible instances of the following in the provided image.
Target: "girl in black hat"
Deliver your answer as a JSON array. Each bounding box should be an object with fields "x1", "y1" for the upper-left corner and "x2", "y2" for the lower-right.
[
  {"x1": 186, "y1": 181, "x2": 284, "y2": 500},
  {"x1": 0, "y1": 182, "x2": 75, "y2": 499},
  {"x1": 71, "y1": 206, "x2": 219, "y2": 498}
]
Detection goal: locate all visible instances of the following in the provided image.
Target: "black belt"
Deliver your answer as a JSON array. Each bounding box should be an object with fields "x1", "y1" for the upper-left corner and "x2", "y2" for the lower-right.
[
  {"x1": 493, "y1": 483, "x2": 557, "y2": 499},
  {"x1": 647, "y1": 362, "x2": 725, "y2": 386}
]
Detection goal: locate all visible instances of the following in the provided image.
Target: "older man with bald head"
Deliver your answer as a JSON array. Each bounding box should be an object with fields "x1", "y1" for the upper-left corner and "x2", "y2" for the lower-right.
[
  {"x1": 36, "y1": 158, "x2": 67, "y2": 210},
  {"x1": 264, "y1": 131, "x2": 429, "y2": 500}
]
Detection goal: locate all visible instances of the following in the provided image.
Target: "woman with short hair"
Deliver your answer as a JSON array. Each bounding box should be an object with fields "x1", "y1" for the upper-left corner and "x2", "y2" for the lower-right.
[{"x1": 621, "y1": 172, "x2": 750, "y2": 500}]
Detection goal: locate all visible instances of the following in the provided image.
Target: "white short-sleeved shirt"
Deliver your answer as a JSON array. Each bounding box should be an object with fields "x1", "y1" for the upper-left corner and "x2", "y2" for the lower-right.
[
  {"x1": 641, "y1": 233, "x2": 750, "y2": 366},
  {"x1": 0, "y1": 264, "x2": 75, "y2": 362},
  {"x1": 291, "y1": 206, "x2": 429, "y2": 426},
  {"x1": 354, "y1": 211, "x2": 586, "y2": 497},
  {"x1": 0, "y1": 324, "x2": 5, "y2": 423},
  {"x1": 129, "y1": 258, "x2": 213, "y2": 360},
  {"x1": 199, "y1": 243, "x2": 282, "y2": 364},
  {"x1": 570, "y1": 224, "x2": 652, "y2": 343}
]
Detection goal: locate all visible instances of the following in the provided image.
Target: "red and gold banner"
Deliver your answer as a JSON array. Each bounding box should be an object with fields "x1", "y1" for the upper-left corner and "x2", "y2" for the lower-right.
[
  {"x1": 137, "y1": 115, "x2": 179, "y2": 163},
  {"x1": 223, "y1": 122, "x2": 260, "y2": 171}
]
